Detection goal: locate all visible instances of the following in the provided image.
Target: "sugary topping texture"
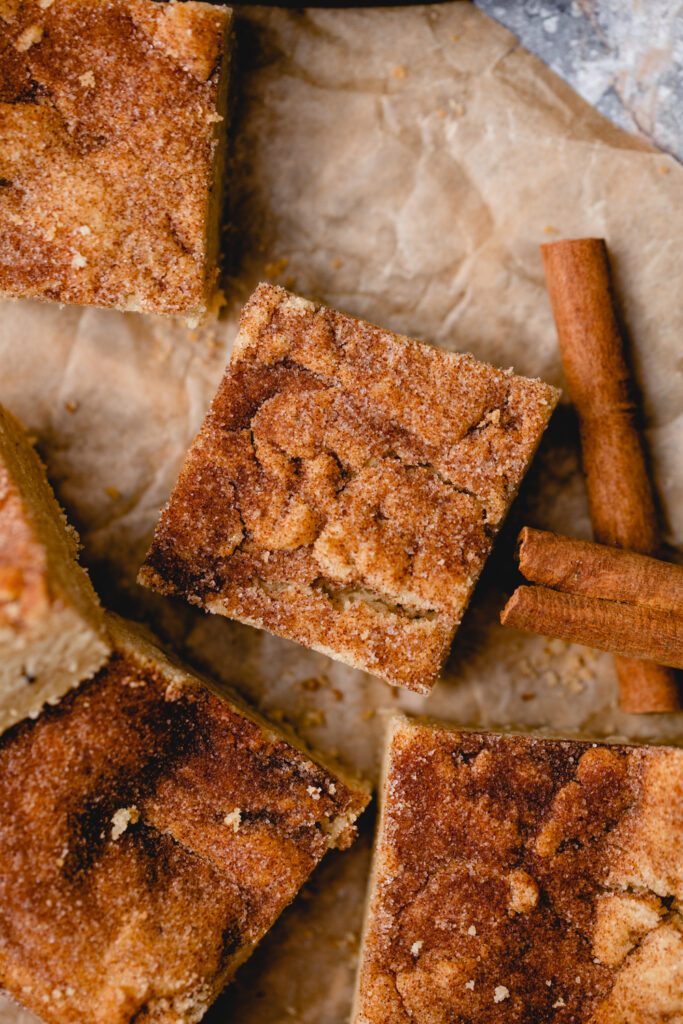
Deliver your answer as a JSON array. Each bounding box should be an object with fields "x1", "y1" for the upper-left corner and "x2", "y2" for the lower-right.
[
  {"x1": 0, "y1": 634, "x2": 367, "y2": 1024},
  {"x1": 141, "y1": 283, "x2": 559, "y2": 691},
  {"x1": 0, "y1": 0, "x2": 231, "y2": 316},
  {"x1": 354, "y1": 717, "x2": 683, "y2": 1024},
  {"x1": 0, "y1": 435, "x2": 50, "y2": 628}
]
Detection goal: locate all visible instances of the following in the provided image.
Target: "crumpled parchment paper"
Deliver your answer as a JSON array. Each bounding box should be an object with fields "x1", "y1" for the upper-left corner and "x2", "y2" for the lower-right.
[{"x1": 0, "y1": 4, "x2": 681, "y2": 1023}]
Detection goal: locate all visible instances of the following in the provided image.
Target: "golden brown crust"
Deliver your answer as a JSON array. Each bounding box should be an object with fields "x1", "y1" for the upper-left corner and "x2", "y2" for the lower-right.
[
  {"x1": 0, "y1": 617, "x2": 368, "y2": 1024},
  {"x1": 353, "y1": 717, "x2": 683, "y2": 1024},
  {"x1": 140, "y1": 283, "x2": 559, "y2": 692},
  {"x1": 0, "y1": 0, "x2": 231, "y2": 318}
]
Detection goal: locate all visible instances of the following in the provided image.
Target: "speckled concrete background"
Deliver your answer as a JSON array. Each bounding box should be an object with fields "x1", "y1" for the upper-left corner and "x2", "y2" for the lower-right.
[{"x1": 473, "y1": 0, "x2": 683, "y2": 160}]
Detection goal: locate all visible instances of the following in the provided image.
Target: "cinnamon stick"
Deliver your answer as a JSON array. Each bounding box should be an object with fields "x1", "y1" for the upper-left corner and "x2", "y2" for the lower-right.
[
  {"x1": 516, "y1": 527, "x2": 683, "y2": 615},
  {"x1": 501, "y1": 587, "x2": 683, "y2": 672},
  {"x1": 541, "y1": 237, "x2": 680, "y2": 712}
]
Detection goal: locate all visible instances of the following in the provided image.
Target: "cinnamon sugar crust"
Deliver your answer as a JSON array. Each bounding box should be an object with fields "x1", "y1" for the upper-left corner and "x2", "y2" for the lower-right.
[
  {"x1": 0, "y1": 614, "x2": 369, "y2": 1024},
  {"x1": 139, "y1": 283, "x2": 559, "y2": 692},
  {"x1": 353, "y1": 716, "x2": 683, "y2": 1024},
  {"x1": 0, "y1": 403, "x2": 109, "y2": 733},
  {"x1": 0, "y1": 0, "x2": 232, "y2": 321}
]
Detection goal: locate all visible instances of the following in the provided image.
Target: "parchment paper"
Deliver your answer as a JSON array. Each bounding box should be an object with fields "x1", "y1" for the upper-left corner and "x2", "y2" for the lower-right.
[{"x1": 1, "y1": 5, "x2": 682, "y2": 1023}]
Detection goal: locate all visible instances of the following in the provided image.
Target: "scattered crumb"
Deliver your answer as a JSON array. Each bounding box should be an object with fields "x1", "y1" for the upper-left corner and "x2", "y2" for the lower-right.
[
  {"x1": 544, "y1": 225, "x2": 559, "y2": 234},
  {"x1": 553, "y1": 997, "x2": 566, "y2": 1008},
  {"x1": 659, "y1": 165, "x2": 670, "y2": 174},
  {"x1": 392, "y1": 64, "x2": 407, "y2": 79},
  {"x1": 71, "y1": 252, "x2": 87, "y2": 269},
  {"x1": 465, "y1": 979, "x2": 475, "y2": 990},
  {"x1": 307, "y1": 785, "x2": 322, "y2": 800},
  {"x1": 37, "y1": 0, "x2": 53, "y2": 7},
  {"x1": 64, "y1": 400, "x2": 78, "y2": 414},
  {"x1": 303, "y1": 709, "x2": 325, "y2": 727},
  {"x1": 361, "y1": 709, "x2": 375, "y2": 721},
  {"x1": 467, "y1": 925, "x2": 477, "y2": 936},
  {"x1": 493, "y1": 985, "x2": 510, "y2": 1003},
  {"x1": 300, "y1": 676, "x2": 322, "y2": 692},
  {"x1": 410, "y1": 940, "x2": 423, "y2": 956},
  {"x1": 111, "y1": 806, "x2": 140, "y2": 841},
  {"x1": 327, "y1": 782, "x2": 336, "y2": 795},
  {"x1": 223, "y1": 808, "x2": 241, "y2": 832},
  {"x1": 331, "y1": 257, "x2": 343, "y2": 270},
  {"x1": 521, "y1": 692, "x2": 536, "y2": 702},
  {"x1": 15, "y1": 23, "x2": 42, "y2": 50},
  {"x1": 104, "y1": 486, "x2": 121, "y2": 500},
  {"x1": 78, "y1": 70, "x2": 95, "y2": 88},
  {"x1": 436, "y1": 108, "x2": 446, "y2": 117},
  {"x1": 451, "y1": 33, "x2": 459, "y2": 41},
  {"x1": 78, "y1": 224, "x2": 91, "y2": 236}
]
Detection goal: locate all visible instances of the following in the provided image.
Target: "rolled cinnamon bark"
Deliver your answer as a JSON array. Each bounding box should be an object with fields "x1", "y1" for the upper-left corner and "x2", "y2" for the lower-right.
[
  {"x1": 541, "y1": 237, "x2": 680, "y2": 712},
  {"x1": 516, "y1": 527, "x2": 683, "y2": 615},
  {"x1": 501, "y1": 586, "x2": 683, "y2": 672}
]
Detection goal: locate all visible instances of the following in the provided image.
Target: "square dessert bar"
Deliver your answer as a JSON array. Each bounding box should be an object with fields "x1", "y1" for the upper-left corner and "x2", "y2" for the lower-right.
[
  {"x1": 353, "y1": 716, "x2": 683, "y2": 1024},
  {"x1": 0, "y1": 0, "x2": 232, "y2": 322},
  {"x1": 140, "y1": 283, "x2": 559, "y2": 692},
  {"x1": 0, "y1": 614, "x2": 369, "y2": 1024},
  {"x1": 0, "y1": 403, "x2": 109, "y2": 735}
]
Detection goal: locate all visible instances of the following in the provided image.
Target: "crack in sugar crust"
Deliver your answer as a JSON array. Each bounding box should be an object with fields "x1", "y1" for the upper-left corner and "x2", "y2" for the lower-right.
[
  {"x1": 354, "y1": 720, "x2": 683, "y2": 1024},
  {"x1": 0, "y1": 644, "x2": 367, "y2": 1024},
  {"x1": 0, "y1": 0, "x2": 230, "y2": 316},
  {"x1": 141, "y1": 284, "x2": 558, "y2": 691}
]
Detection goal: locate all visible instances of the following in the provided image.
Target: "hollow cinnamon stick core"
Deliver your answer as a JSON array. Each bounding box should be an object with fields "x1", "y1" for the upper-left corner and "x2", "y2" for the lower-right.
[
  {"x1": 501, "y1": 586, "x2": 683, "y2": 672},
  {"x1": 517, "y1": 527, "x2": 683, "y2": 615},
  {"x1": 541, "y1": 237, "x2": 679, "y2": 712}
]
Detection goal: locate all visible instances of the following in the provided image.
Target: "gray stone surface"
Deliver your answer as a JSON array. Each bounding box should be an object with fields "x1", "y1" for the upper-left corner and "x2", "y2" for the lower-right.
[{"x1": 473, "y1": 0, "x2": 683, "y2": 160}]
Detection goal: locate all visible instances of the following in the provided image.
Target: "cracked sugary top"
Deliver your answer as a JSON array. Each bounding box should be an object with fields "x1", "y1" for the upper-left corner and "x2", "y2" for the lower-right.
[
  {"x1": 354, "y1": 716, "x2": 683, "y2": 1024},
  {"x1": 140, "y1": 283, "x2": 559, "y2": 692},
  {"x1": 0, "y1": 0, "x2": 231, "y2": 317},
  {"x1": 0, "y1": 617, "x2": 368, "y2": 1024}
]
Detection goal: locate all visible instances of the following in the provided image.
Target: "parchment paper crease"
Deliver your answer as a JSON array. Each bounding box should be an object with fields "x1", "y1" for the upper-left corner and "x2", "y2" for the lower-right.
[{"x1": 0, "y1": 5, "x2": 681, "y2": 1023}]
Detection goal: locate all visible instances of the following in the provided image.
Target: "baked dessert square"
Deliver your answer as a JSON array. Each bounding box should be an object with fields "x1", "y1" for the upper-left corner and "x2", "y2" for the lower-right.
[
  {"x1": 139, "y1": 283, "x2": 559, "y2": 692},
  {"x1": 0, "y1": 403, "x2": 109, "y2": 735},
  {"x1": 0, "y1": 0, "x2": 232, "y2": 323},
  {"x1": 353, "y1": 715, "x2": 683, "y2": 1024},
  {"x1": 0, "y1": 613, "x2": 369, "y2": 1024}
]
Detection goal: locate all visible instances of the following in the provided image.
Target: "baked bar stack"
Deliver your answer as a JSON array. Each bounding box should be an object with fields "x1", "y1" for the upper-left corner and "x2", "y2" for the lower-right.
[
  {"x1": 0, "y1": 0, "x2": 232, "y2": 323},
  {"x1": 0, "y1": 614, "x2": 369, "y2": 1024},
  {"x1": 353, "y1": 716, "x2": 683, "y2": 1024},
  {"x1": 140, "y1": 283, "x2": 559, "y2": 692},
  {"x1": 0, "y1": 403, "x2": 109, "y2": 735}
]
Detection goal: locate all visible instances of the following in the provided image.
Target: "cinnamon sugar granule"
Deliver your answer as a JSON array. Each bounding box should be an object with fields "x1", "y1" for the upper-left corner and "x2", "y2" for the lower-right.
[
  {"x1": 111, "y1": 805, "x2": 139, "y2": 840},
  {"x1": 14, "y1": 22, "x2": 41, "y2": 48},
  {"x1": 352, "y1": 716, "x2": 683, "y2": 1024},
  {"x1": 223, "y1": 807, "x2": 241, "y2": 832},
  {"x1": 140, "y1": 284, "x2": 559, "y2": 693}
]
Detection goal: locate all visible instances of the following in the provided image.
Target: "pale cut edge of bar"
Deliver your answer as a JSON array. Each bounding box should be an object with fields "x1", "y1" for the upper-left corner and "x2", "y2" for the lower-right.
[{"x1": 0, "y1": 405, "x2": 110, "y2": 735}]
